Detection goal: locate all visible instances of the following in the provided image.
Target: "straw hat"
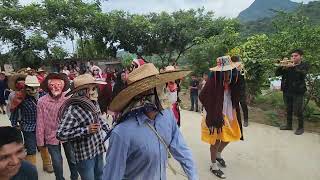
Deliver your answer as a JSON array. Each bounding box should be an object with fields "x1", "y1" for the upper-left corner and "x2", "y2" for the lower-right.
[
  {"x1": 37, "y1": 68, "x2": 46, "y2": 73},
  {"x1": 25, "y1": 75, "x2": 40, "y2": 87},
  {"x1": 210, "y1": 56, "x2": 242, "y2": 72},
  {"x1": 41, "y1": 73, "x2": 70, "y2": 93},
  {"x1": 109, "y1": 63, "x2": 191, "y2": 112},
  {"x1": 65, "y1": 74, "x2": 107, "y2": 96},
  {"x1": 8, "y1": 73, "x2": 27, "y2": 90}
]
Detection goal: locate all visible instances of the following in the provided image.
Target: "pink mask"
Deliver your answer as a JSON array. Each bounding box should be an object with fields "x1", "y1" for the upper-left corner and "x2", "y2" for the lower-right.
[{"x1": 48, "y1": 79, "x2": 64, "y2": 97}]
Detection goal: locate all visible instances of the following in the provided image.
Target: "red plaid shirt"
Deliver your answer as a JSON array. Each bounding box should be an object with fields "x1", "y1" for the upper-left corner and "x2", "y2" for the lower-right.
[{"x1": 36, "y1": 93, "x2": 68, "y2": 146}]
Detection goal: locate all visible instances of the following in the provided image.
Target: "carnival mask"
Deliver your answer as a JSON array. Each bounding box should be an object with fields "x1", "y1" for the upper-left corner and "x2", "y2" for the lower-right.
[
  {"x1": 48, "y1": 79, "x2": 65, "y2": 97},
  {"x1": 25, "y1": 86, "x2": 38, "y2": 97},
  {"x1": 88, "y1": 86, "x2": 98, "y2": 101}
]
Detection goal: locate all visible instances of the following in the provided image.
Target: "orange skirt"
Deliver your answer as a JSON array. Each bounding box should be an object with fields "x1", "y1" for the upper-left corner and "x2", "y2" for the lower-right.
[{"x1": 201, "y1": 110, "x2": 241, "y2": 145}]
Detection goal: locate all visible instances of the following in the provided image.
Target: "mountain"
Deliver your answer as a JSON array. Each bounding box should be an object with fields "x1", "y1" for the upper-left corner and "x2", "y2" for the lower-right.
[
  {"x1": 240, "y1": 1, "x2": 320, "y2": 36},
  {"x1": 238, "y1": 0, "x2": 299, "y2": 22}
]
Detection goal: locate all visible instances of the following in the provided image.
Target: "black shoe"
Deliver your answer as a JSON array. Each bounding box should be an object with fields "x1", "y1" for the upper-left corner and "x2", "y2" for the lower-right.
[
  {"x1": 243, "y1": 121, "x2": 248, "y2": 127},
  {"x1": 295, "y1": 128, "x2": 304, "y2": 135},
  {"x1": 280, "y1": 125, "x2": 293, "y2": 130},
  {"x1": 210, "y1": 167, "x2": 226, "y2": 179}
]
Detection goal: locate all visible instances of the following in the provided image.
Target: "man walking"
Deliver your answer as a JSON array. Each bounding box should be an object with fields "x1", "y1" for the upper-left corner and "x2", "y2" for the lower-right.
[
  {"x1": 104, "y1": 63, "x2": 198, "y2": 180},
  {"x1": 276, "y1": 49, "x2": 309, "y2": 135},
  {"x1": 57, "y1": 74, "x2": 109, "y2": 180},
  {"x1": 189, "y1": 75, "x2": 199, "y2": 112},
  {"x1": 36, "y1": 73, "x2": 78, "y2": 180},
  {"x1": 10, "y1": 75, "x2": 53, "y2": 172}
]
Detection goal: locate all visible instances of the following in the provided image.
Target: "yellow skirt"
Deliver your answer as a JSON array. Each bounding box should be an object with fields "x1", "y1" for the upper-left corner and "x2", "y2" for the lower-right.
[{"x1": 201, "y1": 110, "x2": 241, "y2": 145}]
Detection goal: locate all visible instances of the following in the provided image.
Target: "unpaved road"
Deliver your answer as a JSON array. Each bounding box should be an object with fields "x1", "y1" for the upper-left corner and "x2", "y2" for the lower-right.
[{"x1": 1, "y1": 110, "x2": 319, "y2": 180}]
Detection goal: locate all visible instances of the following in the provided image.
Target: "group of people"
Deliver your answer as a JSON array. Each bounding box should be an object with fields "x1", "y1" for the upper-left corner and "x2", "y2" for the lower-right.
[{"x1": 0, "y1": 49, "x2": 309, "y2": 180}]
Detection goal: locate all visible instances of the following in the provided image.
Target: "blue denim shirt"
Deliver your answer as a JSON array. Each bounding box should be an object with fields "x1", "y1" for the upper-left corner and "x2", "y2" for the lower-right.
[{"x1": 103, "y1": 109, "x2": 198, "y2": 180}]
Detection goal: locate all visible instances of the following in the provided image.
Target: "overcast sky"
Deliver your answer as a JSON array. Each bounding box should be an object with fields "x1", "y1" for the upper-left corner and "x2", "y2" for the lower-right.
[{"x1": 20, "y1": 0, "x2": 315, "y2": 18}]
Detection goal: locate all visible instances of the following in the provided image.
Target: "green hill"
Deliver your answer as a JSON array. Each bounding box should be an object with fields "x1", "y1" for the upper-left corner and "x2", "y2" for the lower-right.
[{"x1": 238, "y1": 0, "x2": 299, "y2": 22}]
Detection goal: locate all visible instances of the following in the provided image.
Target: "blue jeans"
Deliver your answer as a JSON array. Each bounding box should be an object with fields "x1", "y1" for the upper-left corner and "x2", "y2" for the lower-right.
[
  {"x1": 47, "y1": 143, "x2": 79, "y2": 180},
  {"x1": 23, "y1": 131, "x2": 37, "y2": 155},
  {"x1": 190, "y1": 93, "x2": 199, "y2": 111},
  {"x1": 77, "y1": 154, "x2": 104, "y2": 180}
]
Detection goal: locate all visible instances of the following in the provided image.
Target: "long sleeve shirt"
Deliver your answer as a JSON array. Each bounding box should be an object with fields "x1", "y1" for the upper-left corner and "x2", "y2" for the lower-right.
[
  {"x1": 275, "y1": 62, "x2": 309, "y2": 95},
  {"x1": 36, "y1": 94, "x2": 68, "y2": 147},
  {"x1": 56, "y1": 101, "x2": 109, "y2": 162},
  {"x1": 103, "y1": 109, "x2": 198, "y2": 180},
  {"x1": 10, "y1": 96, "x2": 37, "y2": 132}
]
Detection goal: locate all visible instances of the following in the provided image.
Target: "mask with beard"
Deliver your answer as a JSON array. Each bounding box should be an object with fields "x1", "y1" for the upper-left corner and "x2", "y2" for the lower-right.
[
  {"x1": 88, "y1": 85, "x2": 98, "y2": 101},
  {"x1": 25, "y1": 86, "x2": 38, "y2": 97},
  {"x1": 48, "y1": 79, "x2": 65, "y2": 98}
]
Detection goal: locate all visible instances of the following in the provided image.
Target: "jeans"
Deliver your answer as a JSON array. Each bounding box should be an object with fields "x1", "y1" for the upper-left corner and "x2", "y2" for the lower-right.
[
  {"x1": 23, "y1": 131, "x2": 37, "y2": 155},
  {"x1": 77, "y1": 154, "x2": 104, "y2": 180},
  {"x1": 283, "y1": 93, "x2": 304, "y2": 129},
  {"x1": 190, "y1": 93, "x2": 198, "y2": 111},
  {"x1": 47, "y1": 143, "x2": 79, "y2": 180}
]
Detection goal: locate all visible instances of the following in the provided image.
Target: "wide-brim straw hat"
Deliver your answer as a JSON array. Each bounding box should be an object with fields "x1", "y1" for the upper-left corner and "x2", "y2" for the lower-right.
[
  {"x1": 109, "y1": 63, "x2": 191, "y2": 112},
  {"x1": 210, "y1": 56, "x2": 242, "y2": 71},
  {"x1": 8, "y1": 73, "x2": 27, "y2": 90},
  {"x1": 65, "y1": 74, "x2": 107, "y2": 97},
  {"x1": 41, "y1": 73, "x2": 70, "y2": 92},
  {"x1": 25, "y1": 75, "x2": 40, "y2": 87}
]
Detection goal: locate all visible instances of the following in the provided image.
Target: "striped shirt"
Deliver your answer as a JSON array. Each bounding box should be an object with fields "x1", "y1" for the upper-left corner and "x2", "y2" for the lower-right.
[
  {"x1": 10, "y1": 96, "x2": 37, "y2": 132},
  {"x1": 36, "y1": 94, "x2": 68, "y2": 146},
  {"x1": 56, "y1": 101, "x2": 109, "y2": 162}
]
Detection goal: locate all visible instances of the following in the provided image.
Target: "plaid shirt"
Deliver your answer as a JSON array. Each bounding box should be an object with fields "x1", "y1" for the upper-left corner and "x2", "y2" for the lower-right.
[
  {"x1": 10, "y1": 96, "x2": 37, "y2": 132},
  {"x1": 56, "y1": 101, "x2": 109, "y2": 162}
]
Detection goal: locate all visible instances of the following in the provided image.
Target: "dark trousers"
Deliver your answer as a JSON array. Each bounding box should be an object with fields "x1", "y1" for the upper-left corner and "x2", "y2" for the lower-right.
[
  {"x1": 47, "y1": 143, "x2": 79, "y2": 180},
  {"x1": 23, "y1": 131, "x2": 37, "y2": 155},
  {"x1": 240, "y1": 99, "x2": 249, "y2": 122},
  {"x1": 190, "y1": 93, "x2": 198, "y2": 111},
  {"x1": 283, "y1": 93, "x2": 304, "y2": 129}
]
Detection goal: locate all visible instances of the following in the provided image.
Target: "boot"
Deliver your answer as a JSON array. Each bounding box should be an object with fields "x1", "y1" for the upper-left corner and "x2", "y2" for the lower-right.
[
  {"x1": 25, "y1": 154, "x2": 36, "y2": 166},
  {"x1": 295, "y1": 128, "x2": 304, "y2": 135},
  {"x1": 39, "y1": 147, "x2": 54, "y2": 173}
]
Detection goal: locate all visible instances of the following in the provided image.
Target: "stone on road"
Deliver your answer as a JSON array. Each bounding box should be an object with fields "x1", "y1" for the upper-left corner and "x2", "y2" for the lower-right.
[{"x1": 1, "y1": 110, "x2": 319, "y2": 180}]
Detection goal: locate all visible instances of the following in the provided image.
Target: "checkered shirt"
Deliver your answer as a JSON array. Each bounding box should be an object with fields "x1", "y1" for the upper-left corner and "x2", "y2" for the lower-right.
[
  {"x1": 10, "y1": 96, "x2": 37, "y2": 132},
  {"x1": 56, "y1": 102, "x2": 109, "y2": 162}
]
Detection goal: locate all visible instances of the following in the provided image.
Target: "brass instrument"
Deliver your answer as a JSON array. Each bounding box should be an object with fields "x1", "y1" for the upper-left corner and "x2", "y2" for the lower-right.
[{"x1": 275, "y1": 58, "x2": 294, "y2": 67}]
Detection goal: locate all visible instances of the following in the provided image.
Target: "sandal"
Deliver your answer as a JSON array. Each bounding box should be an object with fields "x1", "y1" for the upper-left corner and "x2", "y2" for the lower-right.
[
  {"x1": 216, "y1": 158, "x2": 227, "y2": 168},
  {"x1": 210, "y1": 167, "x2": 226, "y2": 179}
]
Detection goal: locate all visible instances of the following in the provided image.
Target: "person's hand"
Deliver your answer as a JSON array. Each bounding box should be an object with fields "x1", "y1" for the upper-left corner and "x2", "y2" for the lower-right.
[
  {"x1": 284, "y1": 63, "x2": 295, "y2": 68},
  {"x1": 88, "y1": 123, "x2": 100, "y2": 134},
  {"x1": 15, "y1": 126, "x2": 21, "y2": 130}
]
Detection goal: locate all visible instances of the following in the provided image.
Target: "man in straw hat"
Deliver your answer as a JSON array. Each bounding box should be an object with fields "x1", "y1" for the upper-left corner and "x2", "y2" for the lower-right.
[
  {"x1": 103, "y1": 63, "x2": 198, "y2": 180},
  {"x1": 199, "y1": 56, "x2": 244, "y2": 179},
  {"x1": 56, "y1": 74, "x2": 110, "y2": 180},
  {"x1": 10, "y1": 75, "x2": 54, "y2": 173},
  {"x1": 36, "y1": 73, "x2": 79, "y2": 180}
]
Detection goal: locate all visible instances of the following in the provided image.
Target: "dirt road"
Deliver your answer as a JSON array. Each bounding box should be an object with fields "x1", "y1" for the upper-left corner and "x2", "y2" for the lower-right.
[{"x1": 1, "y1": 110, "x2": 319, "y2": 180}]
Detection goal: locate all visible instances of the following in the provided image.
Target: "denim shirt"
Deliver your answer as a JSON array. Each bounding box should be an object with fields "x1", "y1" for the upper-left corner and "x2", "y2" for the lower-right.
[{"x1": 103, "y1": 109, "x2": 198, "y2": 180}]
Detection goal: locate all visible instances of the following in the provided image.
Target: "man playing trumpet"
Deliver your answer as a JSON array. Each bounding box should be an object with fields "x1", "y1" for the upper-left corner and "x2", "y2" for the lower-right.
[{"x1": 275, "y1": 49, "x2": 309, "y2": 135}]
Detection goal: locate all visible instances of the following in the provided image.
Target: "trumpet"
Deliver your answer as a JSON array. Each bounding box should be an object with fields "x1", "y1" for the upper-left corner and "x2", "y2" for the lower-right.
[{"x1": 275, "y1": 58, "x2": 294, "y2": 67}]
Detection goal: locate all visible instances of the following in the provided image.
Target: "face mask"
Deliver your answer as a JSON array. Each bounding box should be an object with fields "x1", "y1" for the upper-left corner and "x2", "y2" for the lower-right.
[
  {"x1": 48, "y1": 79, "x2": 65, "y2": 97},
  {"x1": 25, "y1": 86, "x2": 38, "y2": 97},
  {"x1": 88, "y1": 86, "x2": 98, "y2": 101}
]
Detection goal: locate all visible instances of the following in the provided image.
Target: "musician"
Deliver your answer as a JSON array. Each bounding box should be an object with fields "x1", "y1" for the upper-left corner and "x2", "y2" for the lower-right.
[{"x1": 275, "y1": 49, "x2": 309, "y2": 135}]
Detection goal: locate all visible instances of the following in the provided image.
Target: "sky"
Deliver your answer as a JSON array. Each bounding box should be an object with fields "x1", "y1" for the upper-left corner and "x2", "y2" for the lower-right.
[
  {"x1": 20, "y1": 0, "x2": 315, "y2": 18},
  {"x1": 1, "y1": 0, "x2": 314, "y2": 54}
]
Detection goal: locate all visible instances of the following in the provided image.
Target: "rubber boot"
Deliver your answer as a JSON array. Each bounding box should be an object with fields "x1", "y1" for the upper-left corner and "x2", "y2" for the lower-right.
[
  {"x1": 39, "y1": 147, "x2": 54, "y2": 173},
  {"x1": 25, "y1": 154, "x2": 37, "y2": 166}
]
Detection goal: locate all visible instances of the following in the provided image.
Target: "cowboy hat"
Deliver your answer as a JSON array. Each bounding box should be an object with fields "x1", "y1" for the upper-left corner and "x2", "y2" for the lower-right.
[
  {"x1": 8, "y1": 73, "x2": 27, "y2": 90},
  {"x1": 65, "y1": 74, "x2": 107, "y2": 97},
  {"x1": 40, "y1": 73, "x2": 70, "y2": 93},
  {"x1": 37, "y1": 67, "x2": 46, "y2": 73},
  {"x1": 109, "y1": 63, "x2": 191, "y2": 112},
  {"x1": 25, "y1": 75, "x2": 40, "y2": 87},
  {"x1": 210, "y1": 56, "x2": 242, "y2": 72}
]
